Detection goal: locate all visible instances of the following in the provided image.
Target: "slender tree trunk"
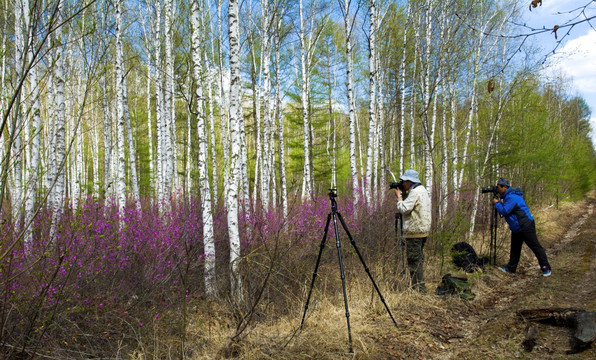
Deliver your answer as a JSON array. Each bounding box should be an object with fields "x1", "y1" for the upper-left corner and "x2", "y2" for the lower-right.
[
  {"x1": 115, "y1": 0, "x2": 127, "y2": 214},
  {"x1": 164, "y1": 0, "x2": 174, "y2": 195},
  {"x1": 274, "y1": 16, "x2": 287, "y2": 217},
  {"x1": 410, "y1": 9, "x2": 421, "y2": 169},
  {"x1": 422, "y1": 0, "x2": 434, "y2": 203},
  {"x1": 227, "y1": 0, "x2": 243, "y2": 301},
  {"x1": 102, "y1": 73, "x2": 112, "y2": 201},
  {"x1": 154, "y1": 5, "x2": 165, "y2": 208},
  {"x1": 340, "y1": 0, "x2": 359, "y2": 204},
  {"x1": 216, "y1": 0, "x2": 229, "y2": 178},
  {"x1": 185, "y1": 108, "x2": 192, "y2": 200},
  {"x1": 299, "y1": 0, "x2": 312, "y2": 200},
  {"x1": 192, "y1": 0, "x2": 216, "y2": 297},
  {"x1": 92, "y1": 103, "x2": 100, "y2": 198},
  {"x1": 260, "y1": 2, "x2": 272, "y2": 209},
  {"x1": 123, "y1": 75, "x2": 141, "y2": 211},
  {"x1": 12, "y1": 0, "x2": 25, "y2": 225},
  {"x1": 365, "y1": 0, "x2": 377, "y2": 206},
  {"x1": 24, "y1": 0, "x2": 40, "y2": 246},
  {"x1": 49, "y1": 1, "x2": 67, "y2": 240},
  {"x1": 147, "y1": 51, "x2": 154, "y2": 198},
  {"x1": 207, "y1": 76, "x2": 218, "y2": 204},
  {"x1": 399, "y1": 2, "x2": 410, "y2": 176}
]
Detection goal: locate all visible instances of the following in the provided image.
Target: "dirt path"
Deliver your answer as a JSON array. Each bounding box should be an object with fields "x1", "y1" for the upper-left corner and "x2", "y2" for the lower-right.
[{"x1": 439, "y1": 195, "x2": 596, "y2": 359}]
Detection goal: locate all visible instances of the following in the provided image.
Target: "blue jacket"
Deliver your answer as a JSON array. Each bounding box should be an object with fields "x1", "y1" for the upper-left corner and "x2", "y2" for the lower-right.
[{"x1": 494, "y1": 187, "x2": 534, "y2": 233}]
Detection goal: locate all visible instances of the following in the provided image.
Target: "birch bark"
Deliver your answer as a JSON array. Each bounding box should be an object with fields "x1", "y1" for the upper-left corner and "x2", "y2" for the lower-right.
[
  {"x1": 339, "y1": 0, "x2": 359, "y2": 204},
  {"x1": 274, "y1": 15, "x2": 287, "y2": 217},
  {"x1": 227, "y1": 0, "x2": 243, "y2": 300},
  {"x1": 49, "y1": 1, "x2": 67, "y2": 240},
  {"x1": 115, "y1": 0, "x2": 127, "y2": 214},
  {"x1": 299, "y1": 0, "x2": 312, "y2": 200},
  {"x1": 12, "y1": 0, "x2": 25, "y2": 225},
  {"x1": 192, "y1": 0, "x2": 216, "y2": 297},
  {"x1": 365, "y1": 0, "x2": 377, "y2": 206},
  {"x1": 24, "y1": 0, "x2": 41, "y2": 246}
]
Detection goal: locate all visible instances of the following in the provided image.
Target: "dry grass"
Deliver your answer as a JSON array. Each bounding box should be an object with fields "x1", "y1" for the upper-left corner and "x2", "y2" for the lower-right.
[{"x1": 181, "y1": 191, "x2": 596, "y2": 359}]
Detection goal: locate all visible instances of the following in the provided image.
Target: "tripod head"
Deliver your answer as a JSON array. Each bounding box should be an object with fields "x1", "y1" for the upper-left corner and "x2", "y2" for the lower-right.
[{"x1": 328, "y1": 189, "x2": 338, "y2": 212}]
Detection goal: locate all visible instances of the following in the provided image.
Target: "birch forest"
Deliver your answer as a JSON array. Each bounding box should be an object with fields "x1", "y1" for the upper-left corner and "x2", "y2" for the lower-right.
[{"x1": 1, "y1": 0, "x2": 595, "y2": 358}]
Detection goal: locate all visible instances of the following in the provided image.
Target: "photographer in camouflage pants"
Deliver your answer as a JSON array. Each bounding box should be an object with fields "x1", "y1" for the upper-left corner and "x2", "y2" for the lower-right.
[{"x1": 394, "y1": 169, "x2": 432, "y2": 293}]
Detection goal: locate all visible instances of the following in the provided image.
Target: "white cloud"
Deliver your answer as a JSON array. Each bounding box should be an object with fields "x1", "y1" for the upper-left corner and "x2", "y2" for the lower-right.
[{"x1": 548, "y1": 30, "x2": 596, "y2": 145}]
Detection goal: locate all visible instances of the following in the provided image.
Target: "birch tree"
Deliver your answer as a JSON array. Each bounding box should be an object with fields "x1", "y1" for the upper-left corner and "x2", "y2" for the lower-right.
[
  {"x1": 339, "y1": 0, "x2": 359, "y2": 204},
  {"x1": 115, "y1": 0, "x2": 127, "y2": 214},
  {"x1": 227, "y1": 0, "x2": 244, "y2": 300},
  {"x1": 11, "y1": 0, "x2": 25, "y2": 226},
  {"x1": 49, "y1": 0, "x2": 68, "y2": 240},
  {"x1": 274, "y1": 11, "x2": 288, "y2": 217},
  {"x1": 24, "y1": 0, "x2": 42, "y2": 245},
  {"x1": 192, "y1": 0, "x2": 216, "y2": 297},
  {"x1": 299, "y1": 0, "x2": 313, "y2": 200},
  {"x1": 364, "y1": 0, "x2": 377, "y2": 206}
]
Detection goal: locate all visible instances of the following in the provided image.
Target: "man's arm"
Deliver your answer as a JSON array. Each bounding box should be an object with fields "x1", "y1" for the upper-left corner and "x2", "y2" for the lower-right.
[
  {"x1": 397, "y1": 190, "x2": 417, "y2": 214},
  {"x1": 494, "y1": 195, "x2": 516, "y2": 216}
]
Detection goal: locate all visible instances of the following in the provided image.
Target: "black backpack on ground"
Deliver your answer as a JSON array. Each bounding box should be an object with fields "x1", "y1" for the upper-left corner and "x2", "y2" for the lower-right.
[{"x1": 451, "y1": 242, "x2": 488, "y2": 273}]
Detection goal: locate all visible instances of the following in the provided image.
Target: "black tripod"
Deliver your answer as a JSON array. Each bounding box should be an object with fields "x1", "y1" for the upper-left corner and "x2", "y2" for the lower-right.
[
  {"x1": 299, "y1": 190, "x2": 398, "y2": 353},
  {"x1": 489, "y1": 205, "x2": 498, "y2": 265},
  {"x1": 395, "y1": 212, "x2": 407, "y2": 277}
]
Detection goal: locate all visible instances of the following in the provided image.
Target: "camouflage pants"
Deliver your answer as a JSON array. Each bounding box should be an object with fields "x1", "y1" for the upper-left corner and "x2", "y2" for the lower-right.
[{"x1": 406, "y1": 237, "x2": 427, "y2": 292}]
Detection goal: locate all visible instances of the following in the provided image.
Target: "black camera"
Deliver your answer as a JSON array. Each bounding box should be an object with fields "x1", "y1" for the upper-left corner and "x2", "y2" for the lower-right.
[
  {"x1": 389, "y1": 181, "x2": 405, "y2": 191},
  {"x1": 481, "y1": 185, "x2": 497, "y2": 194}
]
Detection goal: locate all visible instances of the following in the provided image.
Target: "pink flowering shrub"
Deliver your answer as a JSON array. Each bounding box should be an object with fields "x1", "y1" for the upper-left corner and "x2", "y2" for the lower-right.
[{"x1": 0, "y1": 192, "x2": 399, "y2": 358}]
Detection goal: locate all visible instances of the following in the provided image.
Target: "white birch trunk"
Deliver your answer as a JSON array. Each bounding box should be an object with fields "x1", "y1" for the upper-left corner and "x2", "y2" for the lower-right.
[
  {"x1": 299, "y1": 0, "x2": 312, "y2": 200},
  {"x1": 92, "y1": 104, "x2": 100, "y2": 198},
  {"x1": 227, "y1": 0, "x2": 243, "y2": 301},
  {"x1": 12, "y1": 0, "x2": 25, "y2": 225},
  {"x1": 123, "y1": 75, "x2": 141, "y2": 211},
  {"x1": 207, "y1": 75, "x2": 218, "y2": 204},
  {"x1": 260, "y1": 2, "x2": 272, "y2": 209},
  {"x1": 340, "y1": 0, "x2": 359, "y2": 204},
  {"x1": 422, "y1": 1, "x2": 434, "y2": 203},
  {"x1": 154, "y1": 5, "x2": 165, "y2": 207},
  {"x1": 147, "y1": 59, "x2": 154, "y2": 197},
  {"x1": 365, "y1": 0, "x2": 377, "y2": 206},
  {"x1": 410, "y1": 9, "x2": 421, "y2": 168},
  {"x1": 164, "y1": 0, "x2": 174, "y2": 195},
  {"x1": 399, "y1": 2, "x2": 410, "y2": 176},
  {"x1": 115, "y1": 0, "x2": 127, "y2": 214},
  {"x1": 24, "y1": 0, "x2": 40, "y2": 246},
  {"x1": 274, "y1": 17, "x2": 287, "y2": 217},
  {"x1": 216, "y1": 0, "x2": 229, "y2": 175},
  {"x1": 102, "y1": 74, "x2": 112, "y2": 202},
  {"x1": 49, "y1": 1, "x2": 67, "y2": 240},
  {"x1": 185, "y1": 109, "x2": 192, "y2": 200},
  {"x1": 192, "y1": 0, "x2": 216, "y2": 297}
]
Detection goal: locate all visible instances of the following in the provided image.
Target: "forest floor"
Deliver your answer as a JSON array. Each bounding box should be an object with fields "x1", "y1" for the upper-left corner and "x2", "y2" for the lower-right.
[
  {"x1": 362, "y1": 191, "x2": 596, "y2": 360},
  {"x1": 192, "y1": 190, "x2": 596, "y2": 359}
]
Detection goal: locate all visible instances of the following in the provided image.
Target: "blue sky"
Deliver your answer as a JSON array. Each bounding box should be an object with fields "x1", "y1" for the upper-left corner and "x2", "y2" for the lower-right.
[{"x1": 521, "y1": 0, "x2": 596, "y2": 145}]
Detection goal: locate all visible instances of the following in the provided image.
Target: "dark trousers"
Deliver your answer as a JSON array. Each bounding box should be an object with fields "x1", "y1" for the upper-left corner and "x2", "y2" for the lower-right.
[
  {"x1": 406, "y1": 237, "x2": 426, "y2": 292},
  {"x1": 506, "y1": 221, "x2": 550, "y2": 273}
]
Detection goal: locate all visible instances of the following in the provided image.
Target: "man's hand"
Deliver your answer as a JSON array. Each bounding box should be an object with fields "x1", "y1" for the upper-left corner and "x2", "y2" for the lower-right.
[
  {"x1": 492, "y1": 197, "x2": 499, "y2": 205},
  {"x1": 394, "y1": 188, "x2": 402, "y2": 201}
]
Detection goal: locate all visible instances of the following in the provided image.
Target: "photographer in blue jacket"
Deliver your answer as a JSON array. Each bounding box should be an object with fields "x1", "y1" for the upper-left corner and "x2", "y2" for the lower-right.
[{"x1": 492, "y1": 178, "x2": 552, "y2": 277}]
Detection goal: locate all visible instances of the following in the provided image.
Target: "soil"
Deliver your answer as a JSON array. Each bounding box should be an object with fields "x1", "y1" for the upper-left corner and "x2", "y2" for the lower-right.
[{"x1": 371, "y1": 192, "x2": 596, "y2": 360}]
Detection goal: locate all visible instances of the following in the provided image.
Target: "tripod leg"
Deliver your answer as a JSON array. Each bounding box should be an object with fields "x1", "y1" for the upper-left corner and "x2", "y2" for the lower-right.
[
  {"x1": 336, "y1": 212, "x2": 399, "y2": 329},
  {"x1": 299, "y1": 213, "x2": 332, "y2": 332},
  {"x1": 490, "y1": 209, "x2": 499, "y2": 265},
  {"x1": 331, "y1": 211, "x2": 354, "y2": 353}
]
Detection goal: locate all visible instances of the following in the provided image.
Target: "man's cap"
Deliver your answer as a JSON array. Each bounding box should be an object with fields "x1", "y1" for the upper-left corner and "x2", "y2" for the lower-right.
[
  {"x1": 497, "y1": 177, "x2": 510, "y2": 187},
  {"x1": 400, "y1": 169, "x2": 421, "y2": 183}
]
